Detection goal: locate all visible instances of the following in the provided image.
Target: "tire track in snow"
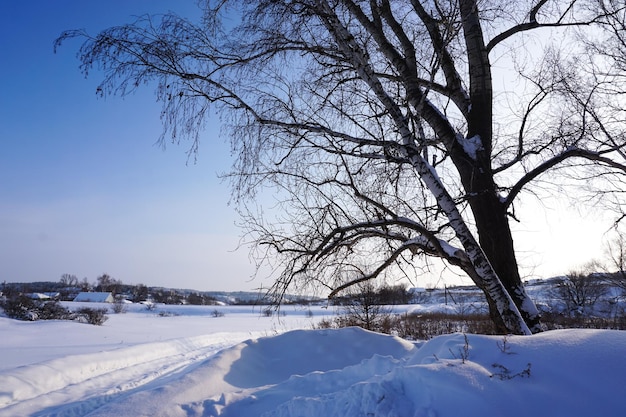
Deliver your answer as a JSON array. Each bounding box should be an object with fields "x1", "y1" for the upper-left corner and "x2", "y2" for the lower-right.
[{"x1": 0, "y1": 332, "x2": 257, "y2": 417}]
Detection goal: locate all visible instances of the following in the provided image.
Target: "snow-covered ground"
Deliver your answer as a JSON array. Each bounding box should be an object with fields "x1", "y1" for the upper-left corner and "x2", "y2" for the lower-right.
[{"x1": 1, "y1": 302, "x2": 624, "y2": 416}]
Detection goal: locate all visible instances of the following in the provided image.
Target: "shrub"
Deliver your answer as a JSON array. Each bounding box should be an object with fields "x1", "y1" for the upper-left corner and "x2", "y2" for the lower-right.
[
  {"x1": 1, "y1": 295, "x2": 38, "y2": 320},
  {"x1": 316, "y1": 311, "x2": 497, "y2": 340},
  {"x1": 394, "y1": 312, "x2": 497, "y2": 339},
  {"x1": 111, "y1": 296, "x2": 128, "y2": 314},
  {"x1": 1, "y1": 297, "x2": 71, "y2": 321},
  {"x1": 38, "y1": 301, "x2": 72, "y2": 320},
  {"x1": 540, "y1": 310, "x2": 626, "y2": 330},
  {"x1": 75, "y1": 307, "x2": 108, "y2": 325},
  {"x1": 319, "y1": 308, "x2": 626, "y2": 339},
  {"x1": 157, "y1": 310, "x2": 179, "y2": 317}
]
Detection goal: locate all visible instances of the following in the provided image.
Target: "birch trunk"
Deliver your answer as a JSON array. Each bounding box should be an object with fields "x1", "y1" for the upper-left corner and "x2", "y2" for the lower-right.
[{"x1": 318, "y1": 0, "x2": 531, "y2": 334}]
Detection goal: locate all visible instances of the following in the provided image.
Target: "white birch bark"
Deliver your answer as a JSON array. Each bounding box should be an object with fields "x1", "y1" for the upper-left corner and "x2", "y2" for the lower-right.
[{"x1": 316, "y1": 0, "x2": 531, "y2": 335}]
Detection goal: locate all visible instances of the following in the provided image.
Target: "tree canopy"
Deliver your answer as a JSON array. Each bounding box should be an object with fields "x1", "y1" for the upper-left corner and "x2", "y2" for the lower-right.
[{"x1": 57, "y1": 0, "x2": 626, "y2": 334}]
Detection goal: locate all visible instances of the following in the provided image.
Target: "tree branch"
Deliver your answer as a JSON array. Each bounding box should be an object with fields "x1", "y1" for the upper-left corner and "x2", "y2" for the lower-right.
[
  {"x1": 486, "y1": 0, "x2": 606, "y2": 52},
  {"x1": 504, "y1": 146, "x2": 626, "y2": 208}
]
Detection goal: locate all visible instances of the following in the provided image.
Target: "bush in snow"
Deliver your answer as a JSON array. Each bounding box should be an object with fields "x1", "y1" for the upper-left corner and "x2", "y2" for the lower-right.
[
  {"x1": 551, "y1": 266, "x2": 608, "y2": 316},
  {"x1": 111, "y1": 296, "x2": 128, "y2": 314},
  {"x1": 37, "y1": 300, "x2": 72, "y2": 320},
  {"x1": 0, "y1": 296, "x2": 72, "y2": 321},
  {"x1": 75, "y1": 307, "x2": 108, "y2": 325},
  {"x1": 0, "y1": 295, "x2": 38, "y2": 320},
  {"x1": 317, "y1": 311, "x2": 497, "y2": 340},
  {"x1": 393, "y1": 312, "x2": 496, "y2": 339},
  {"x1": 539, "y1": 310, "x2": 626, "y2": 330}
]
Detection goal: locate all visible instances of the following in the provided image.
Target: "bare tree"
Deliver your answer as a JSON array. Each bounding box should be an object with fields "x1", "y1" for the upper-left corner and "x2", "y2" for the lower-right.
[
  {"x1": 96, "y1": 273, "x2": 121, "y2": 294},
  {"x1": 56, "y1": 1, "x2": 626, "y2": 334},
  {"x1": 79, "y1": 277, "x2": 91, "y2": 292},
  {"x1": 604, "y1": 233, "x2": 626, "y2": 293},
  {"x1": 340, "y1": 280, "x2": 391, "y2": 331},
  {"x1": 131, "y1": 283, "x2": 149, "y2": 302},
  {"x1": 553, "y1": 265, "x2": 608, "y2": 316},
  {"x1": 59, "y1": 273, "x2": 79, "y2": 287}
]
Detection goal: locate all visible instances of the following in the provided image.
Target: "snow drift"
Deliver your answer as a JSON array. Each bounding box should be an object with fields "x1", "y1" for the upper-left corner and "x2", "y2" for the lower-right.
[{"x1": 1, "y1": 307, "x2": 624, "y2": 416}]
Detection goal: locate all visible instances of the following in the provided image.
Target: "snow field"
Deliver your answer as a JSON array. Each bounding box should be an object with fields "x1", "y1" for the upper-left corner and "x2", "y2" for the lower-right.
[{"x1": 1, "y1": 303, "x2": 625, "y2": 416}]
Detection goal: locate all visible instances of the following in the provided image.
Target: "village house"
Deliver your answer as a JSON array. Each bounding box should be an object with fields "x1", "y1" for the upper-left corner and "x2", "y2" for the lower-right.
[{"x1": 72, "y1": 292, "x2": 114, "y2": 303}]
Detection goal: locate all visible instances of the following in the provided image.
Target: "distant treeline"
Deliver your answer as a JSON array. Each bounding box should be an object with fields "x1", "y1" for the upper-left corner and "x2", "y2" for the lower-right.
[{"x1": 0, "y1": 280, "x2": 269, "y2": 306}]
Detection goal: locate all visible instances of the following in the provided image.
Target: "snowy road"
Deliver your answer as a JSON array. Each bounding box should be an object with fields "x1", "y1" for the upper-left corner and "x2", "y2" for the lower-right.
[{"x1": 0, "y1": 333, "x2": 249, "y2": 417}]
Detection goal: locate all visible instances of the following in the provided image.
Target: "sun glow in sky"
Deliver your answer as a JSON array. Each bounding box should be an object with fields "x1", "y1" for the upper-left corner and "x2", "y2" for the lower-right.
[{"x1": 0, "y1": 1, "x2": 618, "y2": 292}]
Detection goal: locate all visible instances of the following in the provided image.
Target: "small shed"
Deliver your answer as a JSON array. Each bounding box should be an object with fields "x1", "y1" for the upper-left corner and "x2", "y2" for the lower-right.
[{"x1": 73, "y1": 292, "x2": 114, "y2": 303}]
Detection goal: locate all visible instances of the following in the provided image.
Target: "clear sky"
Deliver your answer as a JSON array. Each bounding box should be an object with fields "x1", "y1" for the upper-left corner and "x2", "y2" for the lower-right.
[
  {"x1": 0, "y1": 1, "x2": 616, "y2": 292},
  {"x1": 0, "y1": 1, "x2": 264, "y2": 291}
]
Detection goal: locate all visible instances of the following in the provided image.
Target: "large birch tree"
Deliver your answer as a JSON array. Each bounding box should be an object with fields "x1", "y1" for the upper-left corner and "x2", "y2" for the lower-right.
[{"x1": 57, "y1": 0, "x2": 626, "y2": 334}]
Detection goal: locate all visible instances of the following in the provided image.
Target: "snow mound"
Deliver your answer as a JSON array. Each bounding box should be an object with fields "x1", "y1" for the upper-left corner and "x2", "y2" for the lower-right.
[
  {"x1": 2, "y1": 322, "x2": 624, "y2": 417},
  {"x1": 54, "y1": 328, "x2": 626, "y2": 417},
  {"x1": 80, "y1": 327, "x2": 416, "y2": 417},
  {"x1": 268, "y1": 329, "x2": 626, "y2": 417}
]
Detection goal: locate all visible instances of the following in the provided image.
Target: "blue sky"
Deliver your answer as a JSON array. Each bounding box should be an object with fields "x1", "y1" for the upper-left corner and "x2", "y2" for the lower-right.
[
  {"x1": 0, "y1": 1, "x2": 261, "y2": 291},
  {"x1": 0, "y1": 1, "x2": 615, "y2": 292}
]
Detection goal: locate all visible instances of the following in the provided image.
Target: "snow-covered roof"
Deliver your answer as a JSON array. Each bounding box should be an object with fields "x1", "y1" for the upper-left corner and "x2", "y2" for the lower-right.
[
  {"x1": 27, "y1": 293, "x2": 52, "y2": 300},
  {"x1": 73, "y1": 292, "x2": 114, "y2": 303}
]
